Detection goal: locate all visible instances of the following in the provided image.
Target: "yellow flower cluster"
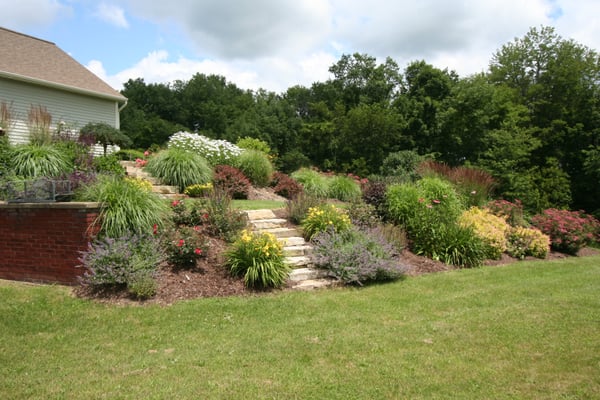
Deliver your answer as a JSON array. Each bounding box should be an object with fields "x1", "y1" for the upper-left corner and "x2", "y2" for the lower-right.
[
  {"x1": 125, "y1": 176, "x2": 153, "y2": 192},
  {"x1": 459, "y1": 207, "x2": 510, "y2": 259},
  {"x1": 303, "y1": 204, "x2": 352, "y2": 240},
  {"x1": 237, "y1": 229, "x2": 283, "y2": 259},
  {"x1": 184, "y1": 182, "x2": 214, "y2": 197}
]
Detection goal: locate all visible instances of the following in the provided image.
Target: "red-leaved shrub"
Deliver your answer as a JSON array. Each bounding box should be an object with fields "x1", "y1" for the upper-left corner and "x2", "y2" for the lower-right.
[
  {"x1": 531, "y1": 208, "x2": 600, "y2": 255},
  {"x1": 270, "y1": 171, "x2": 303, "y2": 199},
  {"x1": 213, "y1": 165, "x2": 251, "y2": 199}
]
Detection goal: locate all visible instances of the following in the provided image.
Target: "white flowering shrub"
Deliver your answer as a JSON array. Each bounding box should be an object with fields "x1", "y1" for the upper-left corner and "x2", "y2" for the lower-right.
[{"x1": 167, "y1": 131, "x2": 242, "y2": 166}]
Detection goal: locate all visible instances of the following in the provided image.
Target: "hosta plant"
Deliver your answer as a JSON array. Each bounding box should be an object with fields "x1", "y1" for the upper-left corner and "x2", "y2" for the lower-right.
[
  {"x1": 302, "y1": 204, "x2": 352, "y2": 241},
  {"x1": 225, "y1": 229, "x2": 290, "y2": 288},
  {"x1": 531, "y1": 208, "x2": 599, "y2": 255}
]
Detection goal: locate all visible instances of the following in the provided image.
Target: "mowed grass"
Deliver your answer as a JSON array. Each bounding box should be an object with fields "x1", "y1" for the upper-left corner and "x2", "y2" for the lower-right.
[{"x1": 1, "y1": 256, "x2": 599, "y2": 399}]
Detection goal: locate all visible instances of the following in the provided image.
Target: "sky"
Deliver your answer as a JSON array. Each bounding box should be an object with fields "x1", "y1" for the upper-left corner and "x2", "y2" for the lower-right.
[{"x1": 1, "y1": 0, "x2": 599, "y2": 94}]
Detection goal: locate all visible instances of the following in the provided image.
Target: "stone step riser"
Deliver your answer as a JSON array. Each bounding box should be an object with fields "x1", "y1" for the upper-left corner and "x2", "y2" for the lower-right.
[
  {"x1": 283, "y1": 245, "x2": 312, "y2": 257},
  {"x1": 261, "y1": 227, "x2": 302, "y2": 239},
  {"x1": 288, "y1": 267, "x2": 329, "y2": 281},
  {"x1": 250, "y1": 219, "x2": 288, "y2": 230}
]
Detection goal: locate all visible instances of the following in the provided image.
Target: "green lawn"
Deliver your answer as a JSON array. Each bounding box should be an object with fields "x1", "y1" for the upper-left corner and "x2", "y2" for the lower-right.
[{"x1": 1, "y1": 256, "x2": 599, "y2": 399}]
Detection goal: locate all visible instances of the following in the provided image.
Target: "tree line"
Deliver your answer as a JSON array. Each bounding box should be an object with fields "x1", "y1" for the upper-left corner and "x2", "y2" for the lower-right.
[{"x1": 119, "y1": 26, "x2": 600, "y2": 216}]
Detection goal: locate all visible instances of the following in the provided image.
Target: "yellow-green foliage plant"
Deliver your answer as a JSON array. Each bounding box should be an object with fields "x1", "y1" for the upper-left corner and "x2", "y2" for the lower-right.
[
  {"x1": 184, "y1": 182, "x2": 213, "y2": 197},
  {"x1": 507, "y1": 226, "x2": 550, "y2": 259},
  {"x1": 302, "y1": 204, "x2": 352, "y2": 241},
  {"x1": 225, "y1": 229, "x2": 290, "y2": 288},
  {"x1": 459, "y1": 207, "x2": 510, "y2": 260}
]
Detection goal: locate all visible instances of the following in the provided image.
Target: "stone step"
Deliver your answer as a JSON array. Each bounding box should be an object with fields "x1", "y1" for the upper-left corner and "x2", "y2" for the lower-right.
[
  {"x1": 245, "y1": 209, "x2": 277, "y2": 220},
  {"x1": 152, "y1": 185, "x2": 179, "y2": 195},
  {"x1": 250, "y1": 218, "x2": 288, "y2": 230},
  {"x1": 283, "y1": 244, "x2": 313, "y2": 257},
  {"x1": 279, "y1": 236, "x2": 308, "y2": 247},
  {"x1": 284, "y1": 255, "x2": 312, "y2": 268},
  {"x1": 288, "y1": 267, "x2": 328, "y2": 281},
  {"x1": 262, "y1": 227, "x2": 302, "y2": 239},
  {"x1": 290, "y1": 278, "x2": 338, "y2": 291}
]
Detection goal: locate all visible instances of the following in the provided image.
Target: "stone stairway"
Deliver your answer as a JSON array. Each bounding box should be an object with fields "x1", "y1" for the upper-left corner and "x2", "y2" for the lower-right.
[
  {"x1": 120, "y1": 161, "x2": 182, "y2": 199},
  {"x1": 244, "y1": 209, "x2": 337, "y2": 290}
]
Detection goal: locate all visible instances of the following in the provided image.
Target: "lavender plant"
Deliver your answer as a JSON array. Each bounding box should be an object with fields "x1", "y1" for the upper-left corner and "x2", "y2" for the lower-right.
[{"x1": 311, "y1": 227, "x2": 407, "y2": 286}]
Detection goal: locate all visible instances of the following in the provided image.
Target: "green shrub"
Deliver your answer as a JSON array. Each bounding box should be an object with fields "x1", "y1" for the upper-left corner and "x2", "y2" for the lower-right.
[
  {"x1": 169, "y1": 198, "x2": 207, "y2": 227},
  {"x1": 286, "y1": 192, "x2": 325, "y2": 225},
  {"x1": 226, "y1": 229, "x2": 290, "y2": 288},
  {"x1": 278, "y1": 150, "x2": 310, "y2": 174},
  {"x1": 412, "y1": 223, "x2": 486, "y2": 268},
  {"x1": 347, "y1": 201, "x2": 381, "y2": 229},
  {"x1": 203, "y1": 189, "x2": 248, "y2": 242},
  {"x1": 11, "y1": 143, "x2": 73, "y2": 178},
  {"x1": 0, "y1": 135, "x2": 13, "y2": 179},
  {"x1": 291, "y1": 168, "x2": 330, "y2": 198},
  {"x1": 75, "y1": 175, "x2": 169, "y2": 238},
  {"x1": 328, "y1": 175, "x2": 361, "y2": 202},
  {"x1": 127, "y1": 270, "x2": 158, "y2": 299},
  {"x1": 92, "y1": 154, "x2": 125, "y2": 176},
  {"x1": 78, "y1": 233, "x2": 164, "y2": 298},
  {"x1": 302, "y1": 204, "x2": 352, "y2": 241},
  {"x1": 459, "y1": 207, "x2": 510, "y2": 260},
  {"x1": 115, "y1": 149, "x2": 146, "y2": 161},
  {"x1": 236, "y1": 150, "x2": 274, "y2": 187},
  {"x1": 506, "y1": 226, "x2": 550, "y2": 259},
  {"x1": 531, "y1": 209, "x2": 599, "y2": 255},
  {"x1": 380, "y1": 150, "x2": 423, "y2": 182},
  {"x1": 236, "y1": 137, "x2": 271, "y2": 154},
  {"x1": 213, "y1": 165, "x2": 251, "y2": 199},
  {"x1": 312, "y1": 227, "x2": 407, "y2": 285},
  {"x1": 144, "y1": 147, "x2": 212, "y2": 192}
]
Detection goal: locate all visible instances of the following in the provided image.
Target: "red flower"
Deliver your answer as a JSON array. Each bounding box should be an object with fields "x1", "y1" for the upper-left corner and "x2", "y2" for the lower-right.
[
  {"x1": 177, "y1": 239, "x2": 185, "y2": 247},
  {"x1": 172, "y1": 200, "x2": 180, "y2": 207},
  {"x1": 194, "y1": 248, "x2": 202, "y2": 255},
  {"x1": 152, "y1": 224, "x2": 158, "y2": 235},
  {"x1": 203, "y1": 213, "x2": 209, "y2": 219}
]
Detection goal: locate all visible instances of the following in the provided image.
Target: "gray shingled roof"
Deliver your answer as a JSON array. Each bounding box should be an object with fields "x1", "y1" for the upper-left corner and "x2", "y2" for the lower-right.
[{"x1": 0, "y1": 27, "x2": 126, "y2": 102}]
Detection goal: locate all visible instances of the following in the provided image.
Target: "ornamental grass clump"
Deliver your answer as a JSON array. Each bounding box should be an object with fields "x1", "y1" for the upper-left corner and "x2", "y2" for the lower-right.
[
  {"x1": 328, "y1": 174, "x2": 362, "y2": 202},
  {"x1": 236, "y1": 149, "x2": 273, "y2": 187},
  {"x1": 75, "y1": 174, "x2": 169, "y2": 238},
  {"x1": 225, "y1": 229, "x2": 290, "y2": 288},
  {"x1": 459, "y1": 207, "x2": 510, "y2": 260},
  {"x1": 531, "y1": 209, "x2": 599, "y2": 255},
  {"x1": 311, "y1": 227, "x2": 407, "y2": 286},
  {"x1": 291, "y1": 168, "x2": 330, "y2": 198},
  {"x1": 11, "y1": 143, "x2": 73, "y2": 178},
  {"x1": 144, "y1": 147, "x2": 212, "y2": 192},
  {"x1": 302, "y1": 204, "x2": 352, "y2": 241}
]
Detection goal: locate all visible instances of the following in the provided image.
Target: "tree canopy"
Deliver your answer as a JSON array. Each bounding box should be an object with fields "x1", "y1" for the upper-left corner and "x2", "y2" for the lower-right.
[{"x1": 119, "y1": 26, "x2": 600, "y2": 216}]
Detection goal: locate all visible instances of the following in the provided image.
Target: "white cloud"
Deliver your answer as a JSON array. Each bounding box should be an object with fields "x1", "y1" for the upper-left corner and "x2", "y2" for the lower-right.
[
  {"x1": 0, "y1": 0, "x2": 71, "y2": 30},
  {"x1": 75, "y1": 0, "x2": 600, "y2": 93},
  {"x1": 94, "y1": 3, "x2": 129, "y2": 28}
]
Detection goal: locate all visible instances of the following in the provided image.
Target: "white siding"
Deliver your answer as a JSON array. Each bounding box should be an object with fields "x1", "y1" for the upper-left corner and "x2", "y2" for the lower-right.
[{"x1": 0, "y1": 77, "x2": 120, "y2": 154}]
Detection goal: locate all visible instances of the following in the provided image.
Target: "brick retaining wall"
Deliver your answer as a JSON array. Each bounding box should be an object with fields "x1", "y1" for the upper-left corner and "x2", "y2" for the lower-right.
[{"x1": 0, "y1": 202, "x2": 102, "y2": 284}]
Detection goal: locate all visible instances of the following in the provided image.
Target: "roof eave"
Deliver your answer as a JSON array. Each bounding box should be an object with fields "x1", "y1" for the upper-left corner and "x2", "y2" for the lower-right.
[{"x1": 0, "y1": 70, "x2": 127, "y2": 103}]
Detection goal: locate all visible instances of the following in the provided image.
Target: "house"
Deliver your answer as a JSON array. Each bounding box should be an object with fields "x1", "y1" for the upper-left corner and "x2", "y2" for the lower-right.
[{"x1": 0, "y1": 27, "x2": 127, "y2": 149}]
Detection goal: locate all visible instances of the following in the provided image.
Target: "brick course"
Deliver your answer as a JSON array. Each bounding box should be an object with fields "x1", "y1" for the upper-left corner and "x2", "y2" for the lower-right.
[{"x1": 0, "y1": 202, "x2": 102, "y2": 284}]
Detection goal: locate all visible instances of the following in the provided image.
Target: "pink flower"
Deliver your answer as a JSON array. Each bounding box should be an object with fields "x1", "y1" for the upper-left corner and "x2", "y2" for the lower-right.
[
  {"x1": 144, "y1": 150, "x2": 150, "y2": 157},
  {"x1": 193, "y1": 226, "x2": 201, "y2": 232},
  {"x1": 194, "y1": 248, "x2": 202, "y2": 255},
  {"x1": 172, "y1": 200, "x2": 180, "y2": 207},
  {"x1": 432, "y1": 199, "x2": 441, "y2": 204},
  {"x1": 177, "y1": 239, "x2": 185, "y2": 247}
]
